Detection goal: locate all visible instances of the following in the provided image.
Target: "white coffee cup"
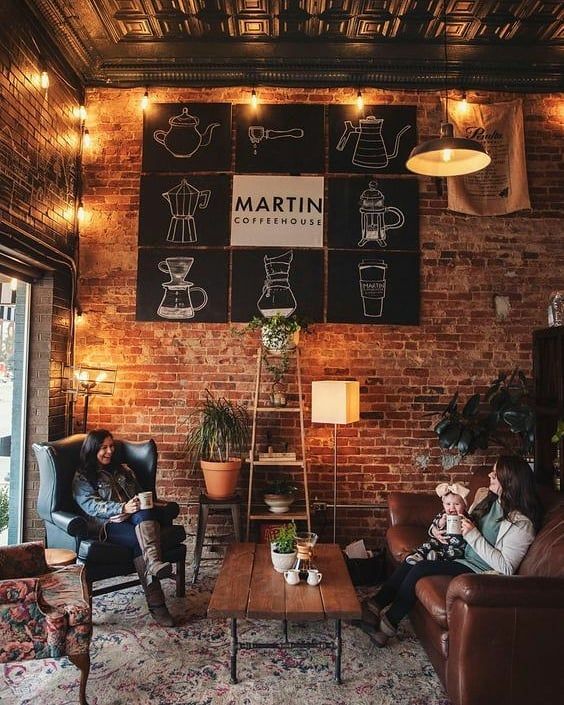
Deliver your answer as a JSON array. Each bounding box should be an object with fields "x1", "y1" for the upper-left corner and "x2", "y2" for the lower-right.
[
  {"x1": 138, "y1": 491, "x2": 154, "y2": 510},
  {"x1": 446, "y1": 514, "x2": 462, "y2": 535},
  {"x1": 284, "y1": 569, "x2": 300, "y2": 585},
  {"x1": 307, "y1": 569, "x2": 322, "y2": 586}
]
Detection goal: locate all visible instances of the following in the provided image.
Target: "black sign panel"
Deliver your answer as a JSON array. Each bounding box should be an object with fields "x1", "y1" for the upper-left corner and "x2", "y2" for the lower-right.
[
  {"x1": 142, "y1": 103, "x2": 232, "y2": 173},
  {"x1": 139, "y1": 174, "x2": 230, "y2": 247},
  {"x1": 327, "y1": 251, "x2": 419, "y2": 325},
  {"x1": 328, "y1": 105, "x2": 417, "y2": 174},
  {"x1": 136, "y1": 248, "x2": 228, "y2": 322},
  {"x1": 234, "y1": 104, "x2": 325, "y2": 174},
  {"x1": 327, "y1": 177, "x2": 419, "y2": 251},
  {"x1": 231, "y1": 248, "x2": 324, "y2": 322}
]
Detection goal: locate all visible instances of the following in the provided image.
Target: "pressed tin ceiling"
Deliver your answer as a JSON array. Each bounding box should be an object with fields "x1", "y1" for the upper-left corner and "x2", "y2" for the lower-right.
[{"x1": 23, "y1": 0, "x2": 564, "y2": 89}]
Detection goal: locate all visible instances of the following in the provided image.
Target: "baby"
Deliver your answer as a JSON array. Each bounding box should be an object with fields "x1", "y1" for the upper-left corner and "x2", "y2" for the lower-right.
[{"x1": 406, "y1": 482, "x2": 471, "y2": 565}]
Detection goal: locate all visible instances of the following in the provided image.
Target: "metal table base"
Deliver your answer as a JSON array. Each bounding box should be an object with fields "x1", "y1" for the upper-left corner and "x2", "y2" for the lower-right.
[{"x1": 229, "y1": 618, "x2": 343, "y2": 684}]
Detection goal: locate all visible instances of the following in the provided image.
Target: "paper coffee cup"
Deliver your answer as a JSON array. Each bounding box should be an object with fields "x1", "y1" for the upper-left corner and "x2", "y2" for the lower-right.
[
  {"x1": 138, "y1": 491, "x2": 154, "y2": 510},
  {"x1": 446, "y1": 515, "x2": 462, "y2": 535}
]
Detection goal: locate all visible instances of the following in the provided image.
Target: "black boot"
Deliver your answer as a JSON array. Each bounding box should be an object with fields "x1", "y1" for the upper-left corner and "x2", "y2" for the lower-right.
[{"x1": 134, "y1": 556, "x2": 174, "y2": 627}]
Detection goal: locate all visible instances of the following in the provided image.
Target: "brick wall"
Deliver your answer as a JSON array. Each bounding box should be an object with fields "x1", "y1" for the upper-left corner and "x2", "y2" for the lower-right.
[
  {"x1": 0, "y1": 0, "x2": 82, "y2": 540},
  {"x1": 78, "y1": 86, "x2": 563, "y2": 547}
]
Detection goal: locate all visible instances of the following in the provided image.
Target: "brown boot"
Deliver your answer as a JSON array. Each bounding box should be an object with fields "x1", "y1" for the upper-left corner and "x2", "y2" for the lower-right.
[
  {"x1": 134, "y1": 521, "x2": 172, "y2": 579},
  {"x1": 134, "y1": 556, "x2": 174, "y2": 627}
]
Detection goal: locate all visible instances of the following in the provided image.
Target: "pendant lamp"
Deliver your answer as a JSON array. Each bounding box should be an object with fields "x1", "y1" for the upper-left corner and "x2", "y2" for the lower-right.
[{"x1": 406, "y1": 1, "x2": 491, "y2": 177}]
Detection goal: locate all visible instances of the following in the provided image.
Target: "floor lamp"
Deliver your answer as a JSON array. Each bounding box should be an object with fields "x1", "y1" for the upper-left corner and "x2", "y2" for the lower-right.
[
  {"x1": 311, "y1": 380, "x2": 360, "y2": 544},
  {"x1": 73, "y1": 364, "x2": 117, "y2": 430}
]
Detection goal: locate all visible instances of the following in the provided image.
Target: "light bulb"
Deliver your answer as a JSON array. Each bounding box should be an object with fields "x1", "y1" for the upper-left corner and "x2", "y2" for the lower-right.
[
  {"x1": 40, "y1": 71, "x2": 49, "y2": 89},
  {"x1": 251, "y1": 88, "x2": 258, "y2": 109},
  {"x1": 356, "y1": 89, "x2": 364, "y2": 110},
  {"x1": 82, "y1": 128, "x2": 91, "y2": 148},
  {"x1": 79, "y1": 105, "x2": 87, "y2": 120},
  {"x1": 458, "y1": 92, "x2": 469, "y2": 114},
  {"x1": 95, "y1": 371, "x2": 107, "y2": 384},
  {"x1": 441, "y1": 148, "x2": 453, "y2": 162},
  {"x1": 77, "y1": 201, "x2": 85, "y2": 222},
  {"x1": 10, "y1": 278, "x2": 17, "y2": 291},
  {"x1": 141, "y1": 89, "x2": 149, "y2": 111}
]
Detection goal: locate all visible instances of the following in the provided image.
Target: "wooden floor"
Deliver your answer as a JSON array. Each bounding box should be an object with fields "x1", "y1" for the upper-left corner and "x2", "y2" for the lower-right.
[{"x1": 208, "y1": 542, "x2": 361, "y2": 622}]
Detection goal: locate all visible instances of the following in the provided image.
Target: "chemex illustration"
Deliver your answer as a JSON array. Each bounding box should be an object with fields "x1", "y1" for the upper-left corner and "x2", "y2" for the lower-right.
[
  {"x1": 249, "y1": 126, "x2": 304, "y2": 156},
  {"x1": 162, "y1": 179, "x2": 211, "y2": 243},
  {"x1": 257, "y1": 250, "x2": 297, "y2": 317},
  {"x1": 358, "y1": 260, "x2": 387, "y2": 318},
  {"x1": 153, "y1": 107, "x2": 220, "y2": 158},
  {"x1": 337, "y1": 115, "x2": 411, "y2": 169},
  {"x1": 358, "y1": 181, "x2": 405, "y2": 247},
  {"x1": 157, "y1": 257, "x2": 208, "y2": 320}
]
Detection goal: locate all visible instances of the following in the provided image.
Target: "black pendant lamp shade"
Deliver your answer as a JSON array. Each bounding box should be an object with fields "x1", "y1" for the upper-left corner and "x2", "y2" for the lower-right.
[{"x1": 406, "y1": 121, "x2": 491, "y2": 177}]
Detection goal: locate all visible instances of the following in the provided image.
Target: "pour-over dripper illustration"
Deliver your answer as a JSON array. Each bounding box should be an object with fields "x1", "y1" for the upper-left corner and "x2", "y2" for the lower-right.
[
  {"x1": 248, "y1": 126, "x2": 304, "y2": 155},
  {"x1": 162, "y1": 179, "x2": 211, "y2": 243},
  {"x1": 156, "y1": 257, "x2": 208, "y2": 320},
  {"x1": 336, "y1": 116, "x2": 411, "y2": 169},
  {"x1": 358, "y1": 181, "x2": 405, "y2": 247},
  {"x1": 153, "y1": 107, "x2": 220, "y2": 159},
  {"x1": 358, "y1": 260, "x2": 387, "y2": 317},
  {"x1": 257, "y1": 250, "x2": 297, "y2": 317}
]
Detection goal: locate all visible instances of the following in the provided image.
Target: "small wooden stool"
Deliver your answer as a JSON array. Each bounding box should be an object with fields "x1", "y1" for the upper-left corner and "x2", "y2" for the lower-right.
[
  {"x1": 45, "y1": 548, "x2": 77, "y2": 567},
  {"x1": 192, "y1": 493, "x2": 241, "y2": 584}
]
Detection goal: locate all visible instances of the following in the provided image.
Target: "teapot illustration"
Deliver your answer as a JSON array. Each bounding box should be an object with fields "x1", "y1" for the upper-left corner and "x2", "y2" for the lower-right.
[
  {"x1": 358, "y1": 181, "x2": 405, "y2": 247},
  {"x1": 153, "y1": 107, "x2": 220, "y2": 159},
  {"x1": 336, "y1": 116, "x2": 411, "y2": 169}
]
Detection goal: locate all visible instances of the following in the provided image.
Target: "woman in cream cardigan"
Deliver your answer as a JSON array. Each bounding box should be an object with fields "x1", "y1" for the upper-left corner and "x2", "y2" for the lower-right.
[{"x1": 365, "y1": 455, "x2": 543, "y2": 646}]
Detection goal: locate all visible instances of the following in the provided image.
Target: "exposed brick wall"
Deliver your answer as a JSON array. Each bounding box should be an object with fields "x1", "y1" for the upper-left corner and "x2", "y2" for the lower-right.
[
  {"x1": 78, "y1": 86, "x2": 563, "y2": 547},
  {"x1": 0, "y1": 0, "x2": 82, "y2": 539}
]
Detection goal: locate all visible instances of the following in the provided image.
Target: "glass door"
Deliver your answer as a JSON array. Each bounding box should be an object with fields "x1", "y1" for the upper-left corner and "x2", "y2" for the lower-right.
[{"x1": 0, "y1": 275, "x2": 30, "y2": 545}]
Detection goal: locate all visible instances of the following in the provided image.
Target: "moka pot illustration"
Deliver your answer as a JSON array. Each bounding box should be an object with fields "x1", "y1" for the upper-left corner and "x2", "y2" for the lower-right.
[
  {"x1": 153, "y1": 107, "x2": 220, "y2": 158},
  {"x1": 358, "y1": 181, "x2": 405, "y2": 247},
  {"x1": 336, "y1": 116, "x2": 411, "y2": 169},
  {"x1": 162, "y1": 179, "x2": 211, "y2": 243},
  {"x1": 257, "y1": 251, "x2": 297, "y2": 317}
]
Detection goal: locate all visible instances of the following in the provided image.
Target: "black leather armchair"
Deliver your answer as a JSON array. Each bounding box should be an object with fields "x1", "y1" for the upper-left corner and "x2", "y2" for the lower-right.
[{"x1": 33, "y1": 434, "x2": 186, "y2": 597}]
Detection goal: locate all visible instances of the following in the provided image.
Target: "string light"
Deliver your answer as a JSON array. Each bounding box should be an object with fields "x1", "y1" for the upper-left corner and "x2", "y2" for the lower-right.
[
  {"x1": 356, "y1": 89, "x2": 364, "y2": 110},
  {"x1": 82, "y1": 128, "x2": 91, "y2": 149},
  {"x1": 141, "y1": 88, "x2": 149, "y2": 111},
  {"x1": 458, "y1": 91, "x2": 469, "y2": 114},
  {"x1": 251, "y1": 88, "x2": 258, "y2": 109},
  {"x1": 79, "y1": 105, "x2": 87, "y2": 121},
  {"x1": 77, "y1": 200, "x2": 85, "y2": 222},
  {"x1": 10, "y1": 278, "x2": 17, "y2": 291},
  {"x1": 40, "y1": 70, "x2": 49, "y2": 89}
]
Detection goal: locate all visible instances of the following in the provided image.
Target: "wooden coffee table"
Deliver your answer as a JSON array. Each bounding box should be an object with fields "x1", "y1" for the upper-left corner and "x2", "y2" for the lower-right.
[{"x1": 208, "y1": 542, "x2": 361, "y2": 683}]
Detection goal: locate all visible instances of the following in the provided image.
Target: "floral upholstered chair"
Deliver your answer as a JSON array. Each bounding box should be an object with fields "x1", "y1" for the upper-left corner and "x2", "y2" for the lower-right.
[{"x1": 0, "y1": 541, "x2": 92, "y2": 705}]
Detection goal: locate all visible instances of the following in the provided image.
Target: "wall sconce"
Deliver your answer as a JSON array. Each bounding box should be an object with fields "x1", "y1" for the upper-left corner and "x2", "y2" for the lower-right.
[
  {"x1": 141, "y1": 88, "x2": 149, "y2": 111},
  {"x1": 70, "y1": 364, "x2": 117, "y2": 430}
]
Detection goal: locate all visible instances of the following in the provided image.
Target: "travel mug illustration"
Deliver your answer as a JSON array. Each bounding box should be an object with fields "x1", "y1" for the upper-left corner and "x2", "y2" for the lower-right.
[{"x1": 358, "y1": 260, "x2": 387, "y2": 317}]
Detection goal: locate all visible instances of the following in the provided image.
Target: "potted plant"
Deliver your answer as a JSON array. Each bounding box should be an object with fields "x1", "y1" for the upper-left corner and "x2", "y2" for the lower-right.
[
  {"x1": 432, "y1": 368, "x2": 535, "y2": 458},
  {"x1": 245, "y1": 313, "x2": 307, "y2": 355},
  {"x1": 270, "y1": 521, "x2": 297, "y2": 572},
  {"x1": 263, "y1": 476, "x2": 298, "y2": 514},
  {"x1": 184, "y1": 390, "x2": 250, "y2": 499}
]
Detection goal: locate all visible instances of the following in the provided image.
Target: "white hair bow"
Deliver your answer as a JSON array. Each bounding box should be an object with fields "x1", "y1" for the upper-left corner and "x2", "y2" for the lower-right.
[{"x1": 435, "y1": 482, "x2": 470, "y2": 501}]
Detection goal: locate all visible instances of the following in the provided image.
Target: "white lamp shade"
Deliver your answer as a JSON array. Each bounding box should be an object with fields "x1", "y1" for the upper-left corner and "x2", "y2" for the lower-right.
[{"x1": 311, "y1": 380, "x2": 360, "y2": 425}]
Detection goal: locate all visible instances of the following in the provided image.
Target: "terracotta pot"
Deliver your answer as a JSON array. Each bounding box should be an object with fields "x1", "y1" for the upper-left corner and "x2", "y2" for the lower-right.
[{"x1": 200, "y1": 459, "x2": 242, "y2": 499}]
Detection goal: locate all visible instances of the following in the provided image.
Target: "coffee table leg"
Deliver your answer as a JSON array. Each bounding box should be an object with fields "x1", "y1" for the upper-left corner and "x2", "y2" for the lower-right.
[
  {"x1": 230, "y1": 618, "x2": 238, "y2": 684},
  {"x1": 334, "y1": 619, "x2": 342, "y2": 684},
  {"x1": 283, "y1": 618, "x2": 288, "y2": 643}
]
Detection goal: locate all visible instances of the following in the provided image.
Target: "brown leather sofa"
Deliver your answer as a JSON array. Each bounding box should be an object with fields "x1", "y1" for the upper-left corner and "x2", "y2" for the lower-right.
[{"x1": 386, "y1": 470, "x2": 564, "y2": 705}]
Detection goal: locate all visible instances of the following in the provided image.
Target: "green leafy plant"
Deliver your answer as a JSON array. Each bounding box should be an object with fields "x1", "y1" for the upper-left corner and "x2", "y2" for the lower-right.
[
  {"x1": 0, "y1": 486, "x2": 9, "y2": 534},
  {"x1": 271, "y1": 521, "x2": 297, "y2": 554},
  {"x1": 433, "y1": 369, "x2": 535, "y2": 458},
  {"x1": 264, "y1": 477, "x2": 298, "y2": 496},
  {"x1": 184, "y1": 390, "x2": 250, "y2": 468}
]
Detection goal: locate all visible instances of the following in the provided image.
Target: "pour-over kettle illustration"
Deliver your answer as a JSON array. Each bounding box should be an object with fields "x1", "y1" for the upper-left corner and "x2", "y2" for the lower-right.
[
  {"x1": 358, "y1": 181, "x2": 405, "y2": 247},
  {"x1": 153, "y1": 107, "x2": 220, "y2": 158},
  {"x1": 156, "y1": 257, "x2": 208, "y2": 320},
  {"x1": 336, "y1": 116, "x2": 411, "y2": 169}
]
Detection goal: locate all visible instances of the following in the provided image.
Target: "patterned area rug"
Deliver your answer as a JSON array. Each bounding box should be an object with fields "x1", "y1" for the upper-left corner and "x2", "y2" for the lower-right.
[{"x1": 1, "y1": 568, "x2": 451, "y2": 705}]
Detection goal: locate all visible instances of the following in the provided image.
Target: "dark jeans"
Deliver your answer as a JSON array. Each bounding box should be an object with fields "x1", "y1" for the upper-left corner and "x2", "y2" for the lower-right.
[
  {"x1": 375, "y1": 559, "x2": 473, "y2": 627},
  {"x1": 105, "y1": 505, "x2": 176, "y2": 557}
]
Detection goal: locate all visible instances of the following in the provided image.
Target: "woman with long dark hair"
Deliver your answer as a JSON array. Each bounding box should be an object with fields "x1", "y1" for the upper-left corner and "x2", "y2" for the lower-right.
[
  {"x1": 73, "y1": 429, "x2": 176, "y2": 626},
  {"x1": 365, "y1": 455, "x2": 542, "y2": 646}
]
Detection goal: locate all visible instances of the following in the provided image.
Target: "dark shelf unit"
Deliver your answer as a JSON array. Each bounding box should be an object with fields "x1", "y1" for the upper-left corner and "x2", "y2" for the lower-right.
[{"x1": 533, "y1": 326, "x2": 563, "y2": 490}]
